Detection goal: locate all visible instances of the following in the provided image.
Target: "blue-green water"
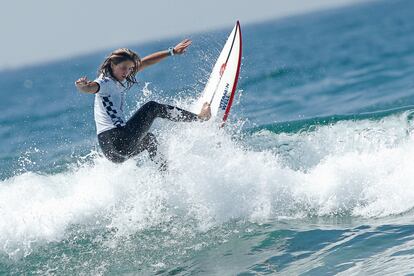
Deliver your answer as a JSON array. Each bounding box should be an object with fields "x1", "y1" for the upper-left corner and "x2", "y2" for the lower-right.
[{"x1": 2, "y1": 0, "x2": 414, "y2": 274}]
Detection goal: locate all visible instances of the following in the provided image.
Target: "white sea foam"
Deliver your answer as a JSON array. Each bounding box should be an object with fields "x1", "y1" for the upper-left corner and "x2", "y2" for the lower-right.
[{"x1": 1, "y1": 111, "x2": 414, "y2": 257}]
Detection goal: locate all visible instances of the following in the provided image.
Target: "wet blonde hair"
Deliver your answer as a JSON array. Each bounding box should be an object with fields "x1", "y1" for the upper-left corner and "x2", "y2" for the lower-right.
[{"x1": 98, "y1": 48, "x2": 141, "y2": 89}]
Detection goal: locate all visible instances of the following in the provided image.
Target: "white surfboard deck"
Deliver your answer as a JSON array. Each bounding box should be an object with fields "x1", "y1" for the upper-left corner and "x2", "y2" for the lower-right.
[{"x1": 192, "y1": 21, "x2": 242, "y2": 124}]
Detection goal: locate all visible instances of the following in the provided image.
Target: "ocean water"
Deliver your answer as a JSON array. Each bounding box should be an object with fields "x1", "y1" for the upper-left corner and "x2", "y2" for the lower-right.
[{"x1": 2, "y1": 0, "x2": 414, "y2": 274}]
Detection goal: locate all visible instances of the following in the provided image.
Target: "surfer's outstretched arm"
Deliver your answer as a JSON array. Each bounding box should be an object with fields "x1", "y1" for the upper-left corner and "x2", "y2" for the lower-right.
[
  {"x1": 138, "y1": 39, "x2": 192, "y2": 71},
  {"x1": 75, "y1": 77, "x2": 99, "y2": 94}
]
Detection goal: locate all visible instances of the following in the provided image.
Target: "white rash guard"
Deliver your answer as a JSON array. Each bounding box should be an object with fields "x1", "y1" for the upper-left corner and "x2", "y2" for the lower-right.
[{"x1": 93, "y1": 74, "x2": 127, "y2": 135}]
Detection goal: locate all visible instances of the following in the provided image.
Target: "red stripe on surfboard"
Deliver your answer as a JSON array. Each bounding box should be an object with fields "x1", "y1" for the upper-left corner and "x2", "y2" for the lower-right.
[{"x1": 222, "y1": 21, "x2": 242, "y2": 123}]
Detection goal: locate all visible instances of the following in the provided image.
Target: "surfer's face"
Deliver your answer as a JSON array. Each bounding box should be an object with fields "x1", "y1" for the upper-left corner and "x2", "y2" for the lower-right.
[{"x1": 111, "y1": 60, "x2": 136, "y2": 82}]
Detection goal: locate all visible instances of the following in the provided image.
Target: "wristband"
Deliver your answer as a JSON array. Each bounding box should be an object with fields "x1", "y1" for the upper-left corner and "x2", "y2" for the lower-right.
[{"x1": 168, "y1": 47, "x2": 175, "y2": 56}]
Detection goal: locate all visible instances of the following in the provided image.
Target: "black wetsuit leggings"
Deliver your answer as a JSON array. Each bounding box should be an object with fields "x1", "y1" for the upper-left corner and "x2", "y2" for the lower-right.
[{"x1": 98, "y1": 101, "x2": 198, "y2": 163}]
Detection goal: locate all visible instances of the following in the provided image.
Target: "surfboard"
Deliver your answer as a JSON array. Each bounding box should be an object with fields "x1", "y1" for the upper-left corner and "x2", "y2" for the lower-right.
[{"x1": 193, "y1": 21, "x2": 242, "y2": 124}]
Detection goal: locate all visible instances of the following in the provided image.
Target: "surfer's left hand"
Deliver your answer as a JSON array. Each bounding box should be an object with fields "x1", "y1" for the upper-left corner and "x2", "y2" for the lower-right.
[
  {"x1": 173, "y1": 39, "x2": 192, "y2": 55},
  {"x1": 198, "y1": 102, "x2": 211, "y2": 121}
]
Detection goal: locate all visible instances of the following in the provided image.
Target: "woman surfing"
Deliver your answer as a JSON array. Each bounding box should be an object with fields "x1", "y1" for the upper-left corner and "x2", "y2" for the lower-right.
[{"x1": 75, "y1": 39, "x2": 211, "y2": 168}]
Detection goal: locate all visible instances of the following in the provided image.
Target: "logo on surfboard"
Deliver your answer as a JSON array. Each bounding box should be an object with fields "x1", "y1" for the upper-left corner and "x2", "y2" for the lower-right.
[
  {"x1": 220, "y1": 63, "x2": 226, "y2": 76},
  {"x1": 219, "y1": 83, "x2": 231, "y2": 110}
]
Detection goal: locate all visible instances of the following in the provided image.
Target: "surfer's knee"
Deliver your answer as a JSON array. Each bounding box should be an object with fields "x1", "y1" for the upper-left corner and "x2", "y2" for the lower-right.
[
  {"x1": 143, "y1": 100, "x2": 160, "y2": 111},
  {"x1": 139, "y1": 101, "x2": 162, "y2": 119}
]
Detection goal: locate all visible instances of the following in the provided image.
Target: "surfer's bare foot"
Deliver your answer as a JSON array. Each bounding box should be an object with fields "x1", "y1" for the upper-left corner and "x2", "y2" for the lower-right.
[{"x1": 198, "y1": 102, "x2": 211, "y2": 121}]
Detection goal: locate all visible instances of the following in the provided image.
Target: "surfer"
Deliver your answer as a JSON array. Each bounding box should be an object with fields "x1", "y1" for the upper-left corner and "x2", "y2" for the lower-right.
[{"x1": 75, "y1": 39, "x2": 211, "y2": 167}]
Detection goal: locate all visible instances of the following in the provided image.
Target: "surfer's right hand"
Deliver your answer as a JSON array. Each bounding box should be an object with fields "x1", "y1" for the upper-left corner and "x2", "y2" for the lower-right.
[
  {"x1": 75, "y1": 76, "x2": 90, "y2": 89},
  {"x1": 75, "y1": 77, "x2": 99, "y2": 94},
  {"x1": 198, "y1": 102, "x2": 211, "y2": 121}
]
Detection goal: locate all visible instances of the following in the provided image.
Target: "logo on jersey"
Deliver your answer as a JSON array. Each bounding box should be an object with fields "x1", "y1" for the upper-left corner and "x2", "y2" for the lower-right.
[{"x1": 102, "y1": 96, "x2": 125, "y2": 127}]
